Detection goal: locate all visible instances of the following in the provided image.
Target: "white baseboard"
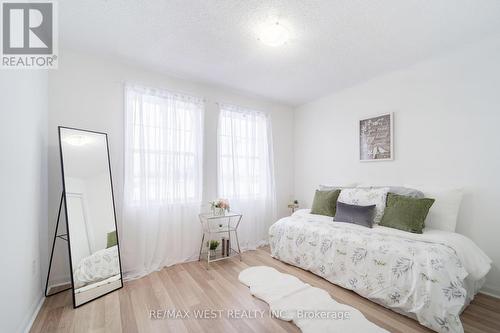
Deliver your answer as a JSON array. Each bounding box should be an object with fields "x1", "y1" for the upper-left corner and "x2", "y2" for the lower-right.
[
  {"x1": 21, "y1": 294, "x2": 45, "y2": 333},
  {"x1": 480, "y1": 286, "x2": 500, "y2": 299}
]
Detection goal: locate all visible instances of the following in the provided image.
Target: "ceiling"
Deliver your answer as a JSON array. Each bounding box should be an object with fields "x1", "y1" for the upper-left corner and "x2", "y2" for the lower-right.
[{"x1": 59, "y1": 0, "x2": 500, "y2": 106}]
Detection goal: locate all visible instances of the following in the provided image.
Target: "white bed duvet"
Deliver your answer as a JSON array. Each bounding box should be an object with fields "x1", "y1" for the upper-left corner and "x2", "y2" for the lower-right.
[
  {"x1": 73, "y1": 245, "x2": 120, "y2": 289},
  {"x1": 269, "y1": 210, "x2": 491, "y2": 333}
]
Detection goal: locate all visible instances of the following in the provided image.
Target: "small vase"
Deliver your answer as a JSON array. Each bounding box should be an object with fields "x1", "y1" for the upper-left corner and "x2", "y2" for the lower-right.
[{"x1": 210, "y1": 249, "x2": 217, "y2": 258}]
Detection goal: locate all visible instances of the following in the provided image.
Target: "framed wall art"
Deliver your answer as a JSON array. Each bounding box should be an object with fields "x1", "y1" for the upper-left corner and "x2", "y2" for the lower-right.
[{"x1": 359, "y1": 113, "x2": 393, "y2": 161}]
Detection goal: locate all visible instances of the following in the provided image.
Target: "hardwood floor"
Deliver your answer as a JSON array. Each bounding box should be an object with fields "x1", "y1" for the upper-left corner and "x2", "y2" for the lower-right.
[{"x1": 31, "y1": 247, "x2": 500, "y2": 333}]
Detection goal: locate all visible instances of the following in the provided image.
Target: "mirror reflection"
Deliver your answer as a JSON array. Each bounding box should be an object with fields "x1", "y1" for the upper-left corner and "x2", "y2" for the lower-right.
[{"x1": 59, "y1": 127, "x2": 122, "y2": 307}]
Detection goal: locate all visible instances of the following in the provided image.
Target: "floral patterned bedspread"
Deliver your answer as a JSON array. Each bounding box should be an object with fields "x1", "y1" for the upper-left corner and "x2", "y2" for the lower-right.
[
  {"x1": 73, "y1": 245, "x2": 120, "y2": 289},
  {"x1": 269, "y1": 215, "x2": 469, "y2": 333}
]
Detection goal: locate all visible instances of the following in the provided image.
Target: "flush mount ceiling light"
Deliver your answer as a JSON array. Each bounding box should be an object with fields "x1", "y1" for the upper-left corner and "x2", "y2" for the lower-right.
[
  {"x1": 256, "y1": 21, "x2": 290, "y2": 47},
  {"x1": 64, "y1": 134, "x2": 91, "y2": 146}
]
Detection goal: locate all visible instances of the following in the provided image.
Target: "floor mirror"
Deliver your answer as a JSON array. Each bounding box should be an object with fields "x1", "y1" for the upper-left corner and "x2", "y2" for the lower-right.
[{"x1": 56, "y1": 126, "x2": 123, "y2": 308}]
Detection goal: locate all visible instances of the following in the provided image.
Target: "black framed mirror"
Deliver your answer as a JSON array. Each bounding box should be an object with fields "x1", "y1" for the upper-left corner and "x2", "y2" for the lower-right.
[{"x1": 58, "y1": 126, "x2": 123, "y2": 308}]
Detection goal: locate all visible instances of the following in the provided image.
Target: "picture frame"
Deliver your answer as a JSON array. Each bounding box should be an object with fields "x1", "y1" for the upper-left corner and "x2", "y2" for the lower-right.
[{"x1": 359, "y1": 112, "x2": 394, "y2": 162}]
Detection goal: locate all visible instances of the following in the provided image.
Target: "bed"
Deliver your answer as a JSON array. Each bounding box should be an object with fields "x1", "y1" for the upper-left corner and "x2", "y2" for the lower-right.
[
  {"x1": 72, "y1": 245, "x2": 122, "y2": 304},
  {"x1": 269, "y1": 209, "x2": 491, "y2": 333},
  {"x1": 73, "y1": 245, "x2": 121, "y2": 288}
]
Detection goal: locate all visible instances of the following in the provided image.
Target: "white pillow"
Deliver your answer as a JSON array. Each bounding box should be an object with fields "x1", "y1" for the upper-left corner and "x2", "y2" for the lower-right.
[
  {"x1": 415, "y1": 187, "x2": 463, "y2": 232},
  {"x1": 338, "y1": 187, "x2": 390, "y2": 224},
  {"x1": 356, "y1": 184, "x2": 424, "y2": 198},
  {"x1": 319, "y1": 183, "x2": 358, "y2": 191}
]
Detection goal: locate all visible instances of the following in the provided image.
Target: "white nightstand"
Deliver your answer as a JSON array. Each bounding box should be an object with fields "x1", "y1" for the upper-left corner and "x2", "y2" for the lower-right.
[
  {"x1": 288, "y1": 203, "x2": 299, "y2": 215},
  {"x1": 198, "y1": 212, "x2": 242, "y2": 267}
]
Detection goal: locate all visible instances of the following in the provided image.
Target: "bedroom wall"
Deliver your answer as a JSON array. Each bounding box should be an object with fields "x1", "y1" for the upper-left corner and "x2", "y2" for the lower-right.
[
  {"x1": 293, "y1": 37, "x2": 500, "y2": 296},
  {"x1": 0, "y1": 71, "x2": 48, "y2": 332},
  {"x1": 47, "y1": 50, "x2": 294, "y2": 278},
  {"x1": 85, "y1": 173, "x2": 117, "y2": 251}
]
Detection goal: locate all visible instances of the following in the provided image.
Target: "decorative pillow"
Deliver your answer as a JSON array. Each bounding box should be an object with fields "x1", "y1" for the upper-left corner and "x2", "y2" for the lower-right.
[
  {"x1": 379, "y1": 193, "x2": 435, "y2": 234},
  {"x1": 412, "y1": 187, "x2": 463, "y2": 232},
  {"x1": 311, "y1": 190, "x2": 341, "y2": 217},
  {"x1": 333, "y1": 201, "x2": 376, "y2": 228},
  {"x1": 319, "y1": 183, "x2": 357, "y2": 191},
  {"x1": 338, "y1": 187, "x2": 389, "y2": 224},
  {"x1": 356, "y1": 185, "x2": 424, "y2": 198},
  {"x1": 107, "y1": 231, "x2": 117, "y2": 248}
]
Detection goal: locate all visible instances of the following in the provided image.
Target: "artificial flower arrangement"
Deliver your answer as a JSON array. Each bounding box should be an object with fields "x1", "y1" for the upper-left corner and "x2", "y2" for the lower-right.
[{"x1": 210, "y1": 198, "x2": 230, "y2": 216}]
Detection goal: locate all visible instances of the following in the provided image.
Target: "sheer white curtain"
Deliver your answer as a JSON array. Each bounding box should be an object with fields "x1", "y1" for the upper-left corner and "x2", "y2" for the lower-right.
[
  {"x1": 122, "y1": 84, "x2": 204, "y2": 279},
  {"x1": 217, "y1": 104, "x2": 276, "y2": 250}
]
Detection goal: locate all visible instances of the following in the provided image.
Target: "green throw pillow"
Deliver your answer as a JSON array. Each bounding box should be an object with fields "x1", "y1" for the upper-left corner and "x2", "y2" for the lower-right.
[
  {"x1": 380, "y1": 193, "x2": 435, "y2": 234},
  {"x1": 311, "y1": 190, "x2": 341, "y2": 217},
  {"x1": 107, "y1": 231, "x2": 117, "y2": 248}
]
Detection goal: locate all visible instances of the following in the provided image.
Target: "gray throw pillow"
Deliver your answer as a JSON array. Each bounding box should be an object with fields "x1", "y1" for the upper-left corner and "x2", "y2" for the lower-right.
[
  {"x1": 357, "y1": 186, "x2": 424, "y2": 198},
  {"x1": 333, "y1": 201, "x2": 376, "y2": 228},
  {"x1": 318, "y1": 184, "x2": 357, "y2": 191}
]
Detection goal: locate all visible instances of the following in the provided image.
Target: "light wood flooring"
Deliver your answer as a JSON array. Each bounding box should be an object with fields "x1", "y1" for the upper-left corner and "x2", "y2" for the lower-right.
[{"x1": 31, "y1": 247, "x2": 500, "y2": 333}]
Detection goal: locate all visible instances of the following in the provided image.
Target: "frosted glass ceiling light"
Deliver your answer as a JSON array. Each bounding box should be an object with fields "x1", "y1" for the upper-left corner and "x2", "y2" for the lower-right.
[{"x1": 256, "y1": 21, "x2": 290, "y2": 47}]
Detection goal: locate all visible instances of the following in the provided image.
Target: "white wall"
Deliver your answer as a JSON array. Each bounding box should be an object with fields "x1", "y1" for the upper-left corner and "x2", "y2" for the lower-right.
[
  {"x1": 0, "y1": 71, "x2": 48, "y2": 332},
  {"x1": 65, "y1": 178, "x2": 92, "y2": 268},
  {"x1": 294, "y1": 37, "x2": 500, "y2": 296},
  {"x1": 47, "y1": 50, "x2": 294, "y2": 276}
]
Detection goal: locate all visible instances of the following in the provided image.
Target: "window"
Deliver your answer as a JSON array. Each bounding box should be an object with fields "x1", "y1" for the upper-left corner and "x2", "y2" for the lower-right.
[
  {"x1": 217, "y1": 104, "x2": 274, "y2": 199},
  {"x1": 124, "y1": 85, "x2": 204, "y2": 204}
]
